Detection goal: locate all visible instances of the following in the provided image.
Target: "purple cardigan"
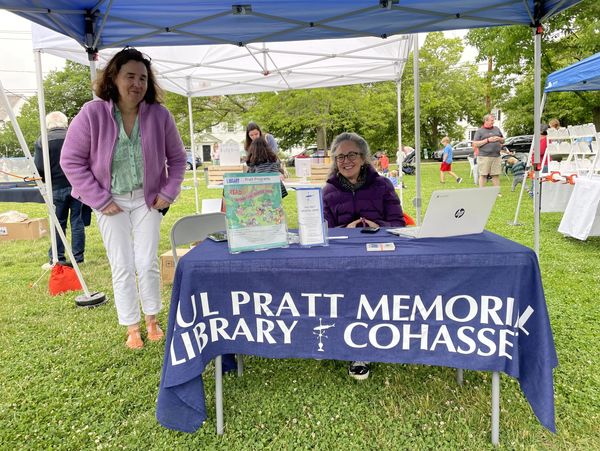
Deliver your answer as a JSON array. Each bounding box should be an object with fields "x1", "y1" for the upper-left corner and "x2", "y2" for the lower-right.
[
  {"x1": 322, "y1": 164, "x2": 405, "y2": 228},
  {"x1": 61, "y1": 99, "x2": 187, "y2": 210}
]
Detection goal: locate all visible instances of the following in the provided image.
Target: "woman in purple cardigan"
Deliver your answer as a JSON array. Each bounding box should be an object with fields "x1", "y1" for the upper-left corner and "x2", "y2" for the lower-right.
[
  {"x1": 322, "y1": 132, "x2": 405, "y2": 380},
  {"x1": 323, "y1": 132, "x2": 405, "y2": 229},
  {"x1": 61, "y1": 48, "x2": 187, "y2": 350}
]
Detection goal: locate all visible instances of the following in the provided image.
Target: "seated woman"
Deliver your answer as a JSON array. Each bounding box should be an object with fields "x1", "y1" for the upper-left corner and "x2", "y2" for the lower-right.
[
  {"x1": 322, "y1": 132, "x2": 405, "y2": 381},
  {"x1": 323, "y1": 132, "x2": 405, "y2": 229}
]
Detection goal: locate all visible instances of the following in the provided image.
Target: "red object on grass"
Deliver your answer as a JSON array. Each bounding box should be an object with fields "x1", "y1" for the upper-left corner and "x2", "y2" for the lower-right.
[{"x1": 49, "y1": 264, "x2": 82, "y2": 296}]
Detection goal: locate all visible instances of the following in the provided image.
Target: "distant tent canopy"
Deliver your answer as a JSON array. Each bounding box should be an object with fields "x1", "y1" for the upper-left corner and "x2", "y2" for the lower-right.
[{"x1": 544, "y1": 52, "x2": 600, "y2": 93}]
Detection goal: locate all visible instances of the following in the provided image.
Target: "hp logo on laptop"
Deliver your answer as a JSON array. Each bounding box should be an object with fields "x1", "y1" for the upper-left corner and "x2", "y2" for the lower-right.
[{"x1": 454, "y1": 208, "x2": 465, "y2": 218}]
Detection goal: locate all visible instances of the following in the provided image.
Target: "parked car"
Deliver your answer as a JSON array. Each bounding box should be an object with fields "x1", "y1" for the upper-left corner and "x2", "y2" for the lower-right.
[
  {"x1": 186, "y1": 151, "x2": 202, "y2": 170},
  {"x1": 432, "y1": 141, "x2": 474, "y2": 161},
  {"x1": 503, "y1": 135, "x2": 532, "y2": 158},
  {"x1": 286, "y1": 146, "x2": 318, "y2": 166}
]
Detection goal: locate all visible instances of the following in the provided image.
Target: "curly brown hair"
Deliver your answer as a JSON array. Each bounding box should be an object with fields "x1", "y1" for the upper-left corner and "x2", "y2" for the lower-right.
[{"x1": 94, "y1": 47, "x2": 162, "y2": 104}]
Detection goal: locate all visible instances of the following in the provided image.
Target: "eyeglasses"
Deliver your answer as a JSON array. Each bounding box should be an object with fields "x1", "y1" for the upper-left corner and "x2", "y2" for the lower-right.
[{"x1": 335, "y1": 152, "x2": 360, "y2": 162}]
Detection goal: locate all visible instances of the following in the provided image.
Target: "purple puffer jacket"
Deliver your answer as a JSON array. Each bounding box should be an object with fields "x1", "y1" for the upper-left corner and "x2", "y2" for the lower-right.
[
  {"x1": 322, "y1": 164, "x2": 405, "y2": 228},
  {"x1": 61, "y1": 99, "x2": 187, "y2": 210}
]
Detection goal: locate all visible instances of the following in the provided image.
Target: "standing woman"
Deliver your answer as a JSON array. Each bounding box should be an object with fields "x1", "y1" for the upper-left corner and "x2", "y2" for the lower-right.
[
  {"x1": 245, "y1": 121, "x2": 279, "y2": 154},
  {"x1": 61, "y1": 48, "x2": 187, "y2": 349}
]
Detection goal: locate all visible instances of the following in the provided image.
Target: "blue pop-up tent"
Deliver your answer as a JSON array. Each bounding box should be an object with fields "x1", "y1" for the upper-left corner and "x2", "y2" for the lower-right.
[{"x1": 545, "y1": 52, "x2": 600, "y2": 92}]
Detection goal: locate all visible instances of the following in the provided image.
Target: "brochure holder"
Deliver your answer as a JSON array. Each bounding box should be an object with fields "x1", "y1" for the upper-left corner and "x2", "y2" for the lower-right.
[
  {"x1": 223, "y1": 172, "x2": 288, "y2": 253},
  {"x1": 296, "y1": 187, "x2": 328, "y2": 247}
]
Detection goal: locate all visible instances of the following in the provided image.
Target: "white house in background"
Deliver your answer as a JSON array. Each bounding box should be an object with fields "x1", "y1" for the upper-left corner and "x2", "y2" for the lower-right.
[
  {"x1": 195, "y1": 122, "x2": 246, "y2": 163},
  {"x1": 0, "y1": 94, "x2": 27, "y2": 130}
]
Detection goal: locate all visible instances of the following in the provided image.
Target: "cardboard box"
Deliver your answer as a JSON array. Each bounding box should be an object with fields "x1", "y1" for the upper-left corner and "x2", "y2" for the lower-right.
[
  {"x1": 0, "y1": 218, "x2": 49, "y2": 241},
  {"x1": 160, "y1": 248, "x2": 192, "y2": 285}
]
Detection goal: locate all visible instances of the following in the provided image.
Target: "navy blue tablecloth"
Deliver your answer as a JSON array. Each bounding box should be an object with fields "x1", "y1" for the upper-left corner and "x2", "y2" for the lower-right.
[
  {"x1": 0, "y1": 182, "x2": 44, "y2": 203},
  {"x1": 157, "y1": 229, "x2": 557, "y2": 433}
]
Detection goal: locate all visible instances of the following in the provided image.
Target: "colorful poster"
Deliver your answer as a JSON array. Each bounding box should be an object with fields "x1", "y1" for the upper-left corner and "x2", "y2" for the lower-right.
[{"x1": 223, "y1": 172, "x2": 288, "y2": 253}]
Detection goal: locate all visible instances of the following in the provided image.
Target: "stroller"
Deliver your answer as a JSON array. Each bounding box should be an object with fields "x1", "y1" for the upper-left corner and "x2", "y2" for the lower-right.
[{"x1": 402, "y1": 149, "x2": 416, "y2": 175}]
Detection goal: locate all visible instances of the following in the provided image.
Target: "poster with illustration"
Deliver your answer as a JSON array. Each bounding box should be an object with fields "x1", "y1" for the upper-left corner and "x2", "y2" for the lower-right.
[{"x1": 223, "y1": 172, "x2": 288, "y2": 253}]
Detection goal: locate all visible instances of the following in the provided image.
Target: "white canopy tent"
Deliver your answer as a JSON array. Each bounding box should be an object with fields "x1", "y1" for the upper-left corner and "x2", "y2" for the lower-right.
[{"x1": 31, "y1": 23, "x2": 414, "y2": 214}]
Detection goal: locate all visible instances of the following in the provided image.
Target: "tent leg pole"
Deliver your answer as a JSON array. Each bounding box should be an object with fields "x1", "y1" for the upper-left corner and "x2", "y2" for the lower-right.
[
  {"x1": 187, "y1": 80, "x2": 200, "y2": 214},
  {"x1": 413, "y1": 34, "x2": 422, "y2": 224},
  {"x1": 533, "y1": 28, "x2": 542, "y2": 257}
]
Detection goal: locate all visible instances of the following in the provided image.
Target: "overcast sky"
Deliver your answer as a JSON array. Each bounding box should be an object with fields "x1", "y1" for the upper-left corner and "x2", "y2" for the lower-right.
[{"x1": 0, "y1": 11, "x2": 64, "y2": 100}]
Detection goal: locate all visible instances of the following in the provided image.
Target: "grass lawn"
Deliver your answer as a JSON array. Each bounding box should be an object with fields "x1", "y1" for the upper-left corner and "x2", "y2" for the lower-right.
[{"x1": 0, "y1": 161, "x2": 598, "y2": 449}]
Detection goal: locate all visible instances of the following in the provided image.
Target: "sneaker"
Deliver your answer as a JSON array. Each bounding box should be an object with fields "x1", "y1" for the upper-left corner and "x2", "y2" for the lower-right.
[
  {"x1": 348, "y1": 361, "x2": 370, "y2": 380},
  {"x1": 457, "y1": 177, "x2": 463, "y2": 184},
  {"x1": 497, "y1": 193, "x2": 503, "y2": 198},
  {"x1": 528, "y1": 191, "x2": 534, "y2": 198}
]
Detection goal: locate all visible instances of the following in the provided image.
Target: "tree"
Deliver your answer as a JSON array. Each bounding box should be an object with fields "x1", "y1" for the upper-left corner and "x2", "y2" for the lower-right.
[
  {"x1": 163, "y1": 92, "x2": 251, "y2": 147},
  {"x1": 400, "y1": 32, "x2": 487, "y2": 153},
  {"x1": 466, "y1": 0, "x2": 600, "y2": 134},
  {"x1": 0, "y1": 61, "x2": 91, "y2": 156}
]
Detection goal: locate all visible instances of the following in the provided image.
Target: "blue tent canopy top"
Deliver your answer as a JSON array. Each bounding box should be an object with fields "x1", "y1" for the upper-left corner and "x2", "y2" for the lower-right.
[
  {"x1": 545, "y1": 52, "x2": 600, "y2": 93},
  {"x1": 0, "y1": 0, "x2": 582, "y2": 51}
]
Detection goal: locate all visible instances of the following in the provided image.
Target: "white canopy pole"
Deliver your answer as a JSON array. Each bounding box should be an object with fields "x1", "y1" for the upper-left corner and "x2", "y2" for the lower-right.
[
  {"x1": 0, "y1": 79, "x2": 93, "y2": 297},
  {"x1": 34, "y1": 50, "x2": 58, "y2": 263},
  {"x1": 396, "y1": 79, "x2": 402, "y2": 157},
  {"x1": 533, "y1": 27, "x2": 542, "y2": 257},
  {"x1": 187, "y1": 77, "x2": 200, "y2": 213},
  {"x1": 512, "y1": 93, "x2": 546, "y2": 226},
  {"x1": 413, "y1": 34, "x2": 422, "y2": 224}
]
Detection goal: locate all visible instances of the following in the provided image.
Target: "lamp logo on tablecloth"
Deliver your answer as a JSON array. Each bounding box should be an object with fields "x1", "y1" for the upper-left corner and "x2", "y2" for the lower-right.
[{"x1": 313, "y1": 318, "x2": 335, "y2": 352}]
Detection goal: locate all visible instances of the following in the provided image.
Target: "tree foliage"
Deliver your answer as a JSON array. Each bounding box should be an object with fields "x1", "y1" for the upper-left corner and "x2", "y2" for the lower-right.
[
  {"x1": 466, "y1": 0, "x2": 600, "y2": 135},
  {"x1": 400, "y1": 32, "x2": 487, "y2": 153},
  {"x1": 0, "y1": 61, "x2": 91, "y2": 156}
]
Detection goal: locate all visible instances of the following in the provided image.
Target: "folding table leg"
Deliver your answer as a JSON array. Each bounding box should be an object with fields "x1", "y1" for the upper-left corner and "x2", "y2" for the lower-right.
[
  {"x1": 491, "y1": 371, "x2": 500, "y2": 446},
  {"x1": 215, "y1": 356, "x2": 223, "y2": 435},
  {"x1": 237, "y1": 354, "x2": 244, "y2": 376},
  {"x1": 455, "y1": 368, "x2": 463, "y2": 386}
]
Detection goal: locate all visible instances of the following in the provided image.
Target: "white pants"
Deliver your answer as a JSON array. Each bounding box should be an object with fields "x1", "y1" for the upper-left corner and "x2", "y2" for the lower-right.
[{"x1": 96, "y1": 189, "x2": 162, "y2": 326}]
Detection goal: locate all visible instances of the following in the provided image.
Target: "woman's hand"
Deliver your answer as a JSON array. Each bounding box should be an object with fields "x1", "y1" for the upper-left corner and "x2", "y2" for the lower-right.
[
  {"x1": 101, "y1": 201, "x2": 123, "y2": 216},
  {"x1": 362, "y1": 218, "x2": 379, "y2": 228},
  {"x1": 346, "y1": 218, "x2": 362, "y2": 228},
  {"x1": 152, "y1": 195, "x2": 171, "y2": 210}
]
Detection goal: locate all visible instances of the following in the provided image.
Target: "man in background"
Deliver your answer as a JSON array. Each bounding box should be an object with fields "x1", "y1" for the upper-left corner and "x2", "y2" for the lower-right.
[
  {"x1": 473, "y1": 113, "x2": 504, "y2": 193},
  {"x1": 34, "y1": 111, "x2": 86, "y2": 265}
]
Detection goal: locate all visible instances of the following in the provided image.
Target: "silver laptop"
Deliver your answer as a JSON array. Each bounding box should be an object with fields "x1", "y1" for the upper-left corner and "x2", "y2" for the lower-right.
[{"x1": 388, "y1": 187, "x2": 500, "y2": 239}]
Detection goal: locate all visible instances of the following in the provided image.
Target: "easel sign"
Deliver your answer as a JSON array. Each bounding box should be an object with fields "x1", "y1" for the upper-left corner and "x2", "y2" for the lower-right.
[
  {"x1": 295, "y1": 157, "x2": 312, "y2": 179},
  {"x1": 220, "y1": 140, "x2": 241, "y2": 166}
]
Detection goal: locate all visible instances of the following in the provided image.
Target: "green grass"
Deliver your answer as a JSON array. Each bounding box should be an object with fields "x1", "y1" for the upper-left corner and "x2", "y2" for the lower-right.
[{"x1": 0, "y1": 161, "x2": 598, "y2": 449}]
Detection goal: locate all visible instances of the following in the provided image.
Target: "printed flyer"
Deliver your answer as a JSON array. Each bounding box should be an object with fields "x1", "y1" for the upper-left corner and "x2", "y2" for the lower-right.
[
  {"x1": 295, "y1": 187, "x2": 327, "y2": 246},
  {"x1": 223, "y1": 172, "x2": 288, "y2": 253}
]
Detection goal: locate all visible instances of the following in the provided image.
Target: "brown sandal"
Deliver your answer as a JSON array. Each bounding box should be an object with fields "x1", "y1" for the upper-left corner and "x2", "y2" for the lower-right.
[
  {"x1": 146, "y1": 320, "x2": 164, "y2": 342},
  {"x1": 126, "y1": 327, "x2": 144, "y2": 349}
]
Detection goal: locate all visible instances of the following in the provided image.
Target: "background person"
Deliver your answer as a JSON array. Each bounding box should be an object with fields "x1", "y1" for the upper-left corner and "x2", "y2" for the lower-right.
[
  {"x1": 379, "y1": 151, "x2": 389, "y2": 174},
  {"x1": 473, "y1": 113, "x2": 504, "y2": 192},
  {"x1": 34, "y1": 111, "x2": 87, "y2": 266},
  {"x1": 61, "y1": 47, "x2": 187, "y2": 350},
  {"x1": 439, "y1": 136, "x2": 462, "y2": 184},
  {"x1": 245, "y1": 136, "x2": 287, "y2": 198},
  {"x1": 245, "y1": 121, "x2": 278, "y2": 154},
  {"x1": 322, "y1": 132, "x2": 405, "y2": 380}
]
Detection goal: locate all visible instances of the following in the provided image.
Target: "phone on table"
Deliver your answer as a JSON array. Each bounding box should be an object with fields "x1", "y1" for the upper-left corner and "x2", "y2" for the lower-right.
[
  {"x1": 207, "y1": 231, "x2": 228, "y2": 242},
  {"x1": 361, "y1": 226, "x2": 380, "y2": 234}
]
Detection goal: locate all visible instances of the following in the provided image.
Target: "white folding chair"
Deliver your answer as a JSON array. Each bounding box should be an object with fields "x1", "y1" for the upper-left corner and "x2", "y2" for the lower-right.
[
  {"x1": 170, "y1": 212, "x2": 227, "y2": 265},
  {"x1": 169, "y1": 212, "x2": 243, "y2": 435}
]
